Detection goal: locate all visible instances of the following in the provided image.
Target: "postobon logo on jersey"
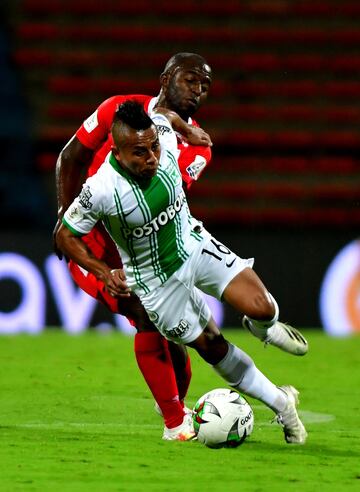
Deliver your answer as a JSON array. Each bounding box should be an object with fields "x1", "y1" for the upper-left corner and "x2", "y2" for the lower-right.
[{"x1": 123, "y1": 192, "x2": 186, "y2": 239}]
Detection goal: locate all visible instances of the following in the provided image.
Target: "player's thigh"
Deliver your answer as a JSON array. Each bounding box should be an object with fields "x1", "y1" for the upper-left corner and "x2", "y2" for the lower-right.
[
  {"x1": 222, "y1": 267, "x2": 274, "y2": 318},
  {"x1": 141, "y1": 276, "x2": 211, "y2": 344},
  {"x1": 194, "y1": 236, "x2": 254, "y2": 300}
]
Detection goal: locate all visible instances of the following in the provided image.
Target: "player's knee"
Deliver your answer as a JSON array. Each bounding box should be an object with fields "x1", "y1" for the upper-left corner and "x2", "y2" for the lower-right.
[
  {"x1": 247, "y1": 291, "x2": 276, "y2": 321},
  {"x1": 189, "y1": 330, "x2": 228, "y2": 365}
]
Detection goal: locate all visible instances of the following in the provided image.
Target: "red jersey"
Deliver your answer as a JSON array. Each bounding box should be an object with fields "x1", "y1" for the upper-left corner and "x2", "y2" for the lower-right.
[
  {"x1": 69, "y1": 95, "x2": 212, "y2": 312},
  {"x1": 76, "y1": 94, "x2": 212, "y2": 189}
]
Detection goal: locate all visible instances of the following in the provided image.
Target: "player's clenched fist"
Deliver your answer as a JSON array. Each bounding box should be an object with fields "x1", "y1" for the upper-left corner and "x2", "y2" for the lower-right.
[{"x1": 105, "y1": 268, "x2": 131, "y2": 298}]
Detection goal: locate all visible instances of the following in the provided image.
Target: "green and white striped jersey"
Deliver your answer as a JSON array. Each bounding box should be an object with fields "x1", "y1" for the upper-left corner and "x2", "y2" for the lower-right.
[{"x1": 63, "y1": 113, "x2": 203, "y2": 294}]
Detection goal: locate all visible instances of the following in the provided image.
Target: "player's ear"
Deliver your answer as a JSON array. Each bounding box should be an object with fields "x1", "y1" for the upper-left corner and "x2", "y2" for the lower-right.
[
  {"x1": 111, "y1": 145, "x2": 120, "y2": 160},
  {"x1": 160, "y1": 71, "x2": 170, "y2": 89}
]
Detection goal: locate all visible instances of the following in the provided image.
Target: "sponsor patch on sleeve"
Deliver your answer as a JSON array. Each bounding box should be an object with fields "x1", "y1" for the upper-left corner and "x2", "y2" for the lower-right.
[
  {"x1": 156, "y1": 124, "x2": 172, "y2": 136},
  {"x1": 68, "y1": 205, "x2": 83, "y2": 222},
  {"x1": 78, "y1": 186, "x2": 93, "y2": 209},
  {"x1": 83, "y1": 110, "x2": 99, "y2": 133},
  {"x1": 186, "y1": 155, "x2": 207, "y2": 180}
]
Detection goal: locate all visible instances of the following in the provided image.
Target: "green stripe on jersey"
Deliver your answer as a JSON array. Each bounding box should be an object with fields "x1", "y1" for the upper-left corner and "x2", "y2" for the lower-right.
[
  {"x1": 190, "y1": 230, "x2": 202, "y2": 242},
  {"x1": 158, "y1": 168, "x2": 188, "y2": 262},
  {"x1": 62, "y1": 217, "x2": 84, "y2": 237},
  {"x1": 141, "y1": 173, "x2": 187, "y2": 279},
  {"x1": 108, "y1": 151, "x2": 187, "y2": 285},
  {"x1": 128, "y1": 178, "x2": 166, "y2": 285},
  {"x1": 114, "y1": 188, "x2": 150, "y2": 294},
  {"x1": 109, "y1": 154, "x2": 164, "y2": 289}
]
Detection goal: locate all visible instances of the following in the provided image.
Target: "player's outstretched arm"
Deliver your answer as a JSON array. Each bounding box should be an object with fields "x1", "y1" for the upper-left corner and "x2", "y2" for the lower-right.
[
  {"x1": 56, "y1": 223, "x2": 131, "y2": 298},
  {"x1": 53, "y1": 136, "x2": 94, "y2": 259},
  {"x1": 153, "y1": 107, "x2": 212, "y2": 147}
]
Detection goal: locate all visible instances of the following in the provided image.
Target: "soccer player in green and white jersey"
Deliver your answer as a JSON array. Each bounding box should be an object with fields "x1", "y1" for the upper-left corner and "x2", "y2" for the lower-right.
[{"x1": 57, "y1": 100, "x2": 307, "y2": 444}]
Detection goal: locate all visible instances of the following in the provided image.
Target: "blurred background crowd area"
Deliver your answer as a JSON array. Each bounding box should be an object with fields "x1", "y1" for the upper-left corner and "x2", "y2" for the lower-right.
[{"x1": 2, "y1": 0, "x2": 359, "y2": 232}]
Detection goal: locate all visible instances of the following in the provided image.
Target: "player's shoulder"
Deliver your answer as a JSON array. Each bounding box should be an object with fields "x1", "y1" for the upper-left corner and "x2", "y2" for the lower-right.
[
  {"x1": 87, "y1": 153, "x2": 113, "y2": 180},
  {"x1": 151, "y1": 111, "x2": 173, "y2": 130},
  {"x1": 84, "y1": 158, "x2": 116, "y2": 204}
]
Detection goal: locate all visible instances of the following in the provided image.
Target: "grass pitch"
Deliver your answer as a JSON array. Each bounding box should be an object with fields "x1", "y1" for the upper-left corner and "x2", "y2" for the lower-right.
[{"x1": 1, "y1": 329, "x2": 359, "y2": 492}]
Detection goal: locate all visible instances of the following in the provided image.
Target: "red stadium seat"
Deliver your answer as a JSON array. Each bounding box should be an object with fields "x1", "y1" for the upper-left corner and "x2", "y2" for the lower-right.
[
  {"x1": 190, "y1": 205, "x2": 360, "y2": 227},
  {"x1": 13, "y1": 0, "x2": 360, "y2": 227},
  {"x1": 207, "y1": 156, "x2": 359, "y2": 176},
  {"x1": 48, "y1": 76, "x2": 158, "y2": 95},
  {"x1": 16, "y1": 22, "x2": 360, "y2": 51},
  {"x1": 23, "y1": 0, "x2": 360, "y2": 18}
]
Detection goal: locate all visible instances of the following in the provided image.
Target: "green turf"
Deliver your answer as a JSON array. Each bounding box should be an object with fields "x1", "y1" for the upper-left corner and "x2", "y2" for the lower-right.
[{"x1": 1, "y1": 329, "x2": 359, "y2": 491}]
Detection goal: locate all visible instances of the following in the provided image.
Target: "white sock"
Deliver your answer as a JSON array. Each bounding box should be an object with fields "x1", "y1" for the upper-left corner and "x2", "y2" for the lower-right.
[{"x1": 213, "y1": 342, "x2": 287, "y2": 413}]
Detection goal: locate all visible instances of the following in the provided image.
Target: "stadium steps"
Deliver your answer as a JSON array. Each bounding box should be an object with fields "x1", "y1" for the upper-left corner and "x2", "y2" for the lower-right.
[
  {"x1": 13, "y1": 48, "x2": 360, "y2": 75},
  {"x1": 7, "y1": 0, "x2": 360, "y2": 226},
  {"x1": 15, "y1": 23, "x2": 360, "y2": 46},
  {"x1": 189, "y1": 205, "x2": 360, "y2": 227},
  {"x1": 19, "y1": 0, "x2": 360, "y2": 17}
]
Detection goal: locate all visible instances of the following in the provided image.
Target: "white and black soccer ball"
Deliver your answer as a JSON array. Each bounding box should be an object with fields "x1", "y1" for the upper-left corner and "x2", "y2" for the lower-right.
[{"x1": 192, "y1": 388, "x2": 254, "y2": 448}]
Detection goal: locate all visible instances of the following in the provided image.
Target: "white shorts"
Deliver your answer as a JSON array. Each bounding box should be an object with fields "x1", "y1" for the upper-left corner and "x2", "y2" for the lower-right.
[{"x1": 140, "y1": 230, "x2": 254, "y2": 344}]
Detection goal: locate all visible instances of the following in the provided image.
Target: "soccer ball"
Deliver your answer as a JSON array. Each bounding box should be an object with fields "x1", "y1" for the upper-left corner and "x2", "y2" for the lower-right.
[{"x1": 192, "y1": 388, "x2": 254, "y2": 448}]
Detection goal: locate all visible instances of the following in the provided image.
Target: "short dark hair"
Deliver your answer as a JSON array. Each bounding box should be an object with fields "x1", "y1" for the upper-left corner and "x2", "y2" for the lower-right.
[
  {"x1": 113, "y1": 100, "x2": 153, "y2": 131},
  {"x1": 162, "y1": 52, "x2": 209, "y2": 75}
]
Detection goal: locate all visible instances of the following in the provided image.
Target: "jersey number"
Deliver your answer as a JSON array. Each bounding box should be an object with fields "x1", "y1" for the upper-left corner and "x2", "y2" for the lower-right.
[{"x1": 201, "y1": 238, "x2": 231, "y2": 261}]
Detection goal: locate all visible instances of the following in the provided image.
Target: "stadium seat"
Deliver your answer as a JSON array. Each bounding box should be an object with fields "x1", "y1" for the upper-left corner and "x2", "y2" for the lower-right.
[{"x1": 8, "y1": 0, "x2": 359, "y2": 226}]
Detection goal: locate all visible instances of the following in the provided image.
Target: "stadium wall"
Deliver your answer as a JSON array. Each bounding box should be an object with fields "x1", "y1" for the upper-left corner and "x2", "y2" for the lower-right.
[{"x1": 1, "y1": 227, "x2": 357, "y2": 334}]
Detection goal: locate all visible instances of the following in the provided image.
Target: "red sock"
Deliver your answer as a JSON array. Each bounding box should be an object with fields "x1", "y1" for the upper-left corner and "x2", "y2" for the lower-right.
[
  {"x1": 175, "y1": 355, "x2": 192, "y2": 404},
  {"x1": 134, "y1": 332, "x2": 185, "y2": 429}
]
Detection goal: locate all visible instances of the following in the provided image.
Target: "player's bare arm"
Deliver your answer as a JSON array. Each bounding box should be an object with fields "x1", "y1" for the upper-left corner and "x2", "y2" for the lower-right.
[
  {"x1": 181, "y1": 124, "x2": 212, "y2": 147},
  {"x1": 53, "y1": 136, "x2": 94, "y2": 258},
  {"x1": 56, "y1": 223, "x2": 131, "y2": 298},
  {"x1": 153, "y1": 107, "x2": 212, "y2": 147}
]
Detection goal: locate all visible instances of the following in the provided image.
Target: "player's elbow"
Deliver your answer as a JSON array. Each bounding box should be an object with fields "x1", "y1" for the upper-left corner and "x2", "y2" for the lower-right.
[
  {"x1": 60, "y1": 135, "x2": 93, "y2": 169},
  {"x1": 55, "y1": 224, "x2": 71, "y2": 254},
  {"x1": 58, "y1": 143, "x2": 74, "y2": 169}
]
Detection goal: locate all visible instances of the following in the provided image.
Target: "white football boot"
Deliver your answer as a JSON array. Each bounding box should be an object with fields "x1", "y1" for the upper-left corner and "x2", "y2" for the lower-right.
[
  {"x1": 242, "y1": 316, "x2": 308, "y2": 356},
  {"x1": 275, "y1": 385, "x2": 308, "y2": 444},
  {"x1": 162, "y1": 413, "x2": 196, "y2": 441}
]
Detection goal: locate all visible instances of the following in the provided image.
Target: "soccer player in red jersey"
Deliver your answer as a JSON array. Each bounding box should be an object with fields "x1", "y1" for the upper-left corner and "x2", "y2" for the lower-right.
[{"x1": 54, "y1": 53, "x2": 213, "y2": 439}]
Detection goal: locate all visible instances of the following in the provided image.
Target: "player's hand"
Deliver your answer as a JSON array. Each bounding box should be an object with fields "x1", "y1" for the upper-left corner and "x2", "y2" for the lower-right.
[
  {"x1": 184, "y1": 126, "x2": 212, "y2": 147},
  {"x1": 105, "y1": 268, "x2": 131, "y2": 298},
  {"x1": 52, "y1": 218, "x2": 64, "y2": 260}
]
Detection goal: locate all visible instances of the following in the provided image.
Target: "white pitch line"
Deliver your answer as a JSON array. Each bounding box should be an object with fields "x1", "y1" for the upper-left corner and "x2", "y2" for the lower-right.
[
  {"x1": 89, "y1": 396, "x2": 336, "y2": 424},
  {"x1": 251, "y1": 405, "x2": 335, "y2": 424},
  {"x1": 6, "y1": 409, "x2": 334, "y2": 431},
  {"x1": 10, "y1": 422, "x2": 159, "y2": 429}
]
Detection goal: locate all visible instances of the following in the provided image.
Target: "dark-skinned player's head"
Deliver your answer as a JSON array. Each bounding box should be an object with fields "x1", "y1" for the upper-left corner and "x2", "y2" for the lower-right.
[
  {"x1": 158, "y1": 52, "x2": 212, "y2": 120},
  {"x1": 111, "y1": 100, "x2": 160, "y2": 181}
]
